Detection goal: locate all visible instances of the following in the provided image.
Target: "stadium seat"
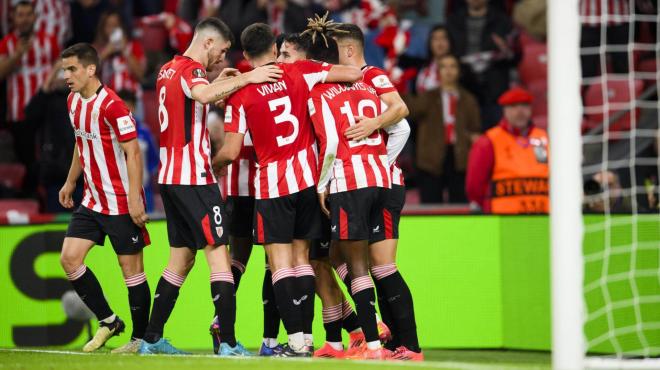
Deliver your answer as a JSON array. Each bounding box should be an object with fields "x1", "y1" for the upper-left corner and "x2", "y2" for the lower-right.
[
  {"x1": 527, "y1": 80, "x2": 548, "y2": 117},
  {"x1": 137, "y1": 24, "x2": 168, "y2": 52},
  {"x1": 0, "y1": 199, "x2": 39, "y2": 216},
  {"x1": 0, "y1": 163, "x2": 26, "y2": 190},
  {"x1": 583, "y1": 79, "x2": 644, "y2": 132},
  {"x1": 518, "y1": 42, "x2": 547, "y2": 86},
  {"x1": 533, "y1": 115, "x2": 548, "y2": 130}
]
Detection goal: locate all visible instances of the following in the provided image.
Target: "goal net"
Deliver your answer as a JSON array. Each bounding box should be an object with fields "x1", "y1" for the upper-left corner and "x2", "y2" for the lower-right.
[{"x1": 550, "y1": 1, "x2": 660, "y2": 369}]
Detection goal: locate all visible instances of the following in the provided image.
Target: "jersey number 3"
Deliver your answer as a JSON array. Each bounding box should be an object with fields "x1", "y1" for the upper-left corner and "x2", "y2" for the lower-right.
[{"x1": 269, "y1": 96, "x2": 299, "y2": 147}]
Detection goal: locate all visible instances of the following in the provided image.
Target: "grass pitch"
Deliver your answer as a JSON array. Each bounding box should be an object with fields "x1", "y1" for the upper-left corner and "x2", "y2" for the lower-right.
[{"x1": 0, "y1": 348, "x2": 550, "y2": 370}]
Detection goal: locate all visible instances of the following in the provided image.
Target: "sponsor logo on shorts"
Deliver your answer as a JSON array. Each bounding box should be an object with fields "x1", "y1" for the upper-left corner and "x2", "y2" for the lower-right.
[
  {"x1": 131, "y1": 235, "x2": 139, "y2": 244},
  {"x1": 331, "y1": 225, "x2": 337, "y2": 232},
  {"x1": 372, "y1": 225, "x2": 380, "y2": 233},
  {"x1": 320, "y1": 241, "x2": 329, "y2": 248}
]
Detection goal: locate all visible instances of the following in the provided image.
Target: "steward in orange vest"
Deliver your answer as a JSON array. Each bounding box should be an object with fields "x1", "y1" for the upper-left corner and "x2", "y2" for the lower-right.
[{"x1": 465, "y1": 87, "x2": 549, "y2": 214}]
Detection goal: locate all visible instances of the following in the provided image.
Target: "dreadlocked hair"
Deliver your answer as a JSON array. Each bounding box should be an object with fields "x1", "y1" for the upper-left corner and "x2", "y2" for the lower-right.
[{"x1": 301, "y1": 12, "x2": 346, "y2": 64}]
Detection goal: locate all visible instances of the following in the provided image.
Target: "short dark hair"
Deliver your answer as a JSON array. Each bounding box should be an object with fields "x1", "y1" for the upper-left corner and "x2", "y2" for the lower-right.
[
  {"x1": 195, "y1": 17, "x2": 234, "y2": 45},
  {"x1": 117, "y1": 89, "x2": 136, "y2": 105},
  {"x1": 283, "y1": 33, "x2": 310, "y2": 54},
  {"x1": 12, "y1": 0, "x2": 34, "y2": 10},
  {"x1": 305, "y1": 33, "x2": 339, "y2": 64},
  {"x1": 333, "y1": 23, "x2": 364, "y2": 48},
  {"x1": 241, "y1": 23, "x2": 275, "y2": 59},
  {"x1": 61, "y1": 43, "x2": 100, "y2": 69}
]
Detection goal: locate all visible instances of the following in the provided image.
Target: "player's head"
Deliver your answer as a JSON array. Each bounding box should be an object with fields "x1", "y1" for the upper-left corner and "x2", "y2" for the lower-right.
[
  {"x1": 301, "y1": 13, "x2": 341, "y2": 64},
  {"x1": 117, "y1": 89, "x2": 137, "y2": 112},
  {"x1": 332, "y1": 23, "x2": 364, "y2": 65},
  {"x1": 241, "y1": 23, "x2": 277, "y2": 65},
  {"x1": 12, "y1": 0, "x2": 36, "y2": 37},
  {"x1": 277, "y1": 33, "x2": 310, "y2": 64},
  {"x1": 191, "y1": 17, "x2": 234, "y2": 70},
  {"x1": 61, "y1": 43, "x2": 100, "y2": 93},
  {"x1": 438, "y1": 54, "x2": 460, "y2": 85}
]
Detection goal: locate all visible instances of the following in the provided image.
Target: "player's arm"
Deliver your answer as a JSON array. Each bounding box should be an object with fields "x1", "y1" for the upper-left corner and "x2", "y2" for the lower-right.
[
  {"x1": 383, "y1": 118, "x2": 411, "y2": 165},
  {"x1": 213, "y1": 131, "x2": 244, "y2": 170},
  {"x1": 106, "y1": 100, "x2": 148, "y2": 226},
  {"x1": 325, "y1": 65, "x2": 362, "y2": 83},
  {"x1": 212, "y1": 97, "x2": 246, "y2": 171},
  {"x1": 58, "y1": 145, "x2": 82, "y2": 209},
  {"x1": 345, "y1": 91, "x2": 410, "y2": 141},
  {"x1": 119, "y1": 138, "x2": 148, "y2": 227},
  {"x1": 190, "y1": 64, "x2": 283, "y2": 104},
  {"x1": 309, "y1": 95, "x2": 338, "y2": 217}
]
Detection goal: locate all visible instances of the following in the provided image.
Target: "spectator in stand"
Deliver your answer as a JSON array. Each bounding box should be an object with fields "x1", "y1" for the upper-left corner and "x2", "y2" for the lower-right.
[
  {"x1": 578, "y1": 0, "x2": 654, "y2": 78},
  {"x1": 0, "y1": 0, "x2": 60, "y2": 196},
  {"x1": 447, "y1": 0, "x2": 517, "y2": 130},
  {"x1": 117, "y1": 89, "x2": 159, "y2": 213},
  {"x1": 583, "y1": 170, "x2": 632, "y2": 214},
  {"x1": 70, "y1": 0, "x2": 108, "y2": 45},
  {"x1": 34, "y1": 0, "x2": 72, "y2": 48},
  {"x1": 466, "y1": 87, "x2": 549, "y2": 214},
  {"x1": 405, "y1": 54, "x2": 481, "y2": 204},
  {"x1": 24, "y1": 68, "x2": 80, "y2": 212},
  {"x1": 94, "y1": 10, "x2": 146, "y2": 96},
  {"x1": 415, "y1": 25, "x2": 452, "y2": 93}
]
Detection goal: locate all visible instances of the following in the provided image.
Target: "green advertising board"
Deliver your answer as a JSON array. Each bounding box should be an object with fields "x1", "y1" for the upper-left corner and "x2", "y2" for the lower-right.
[{"x1": 1, "y1": 215, "x2": 657, "y2": 352}]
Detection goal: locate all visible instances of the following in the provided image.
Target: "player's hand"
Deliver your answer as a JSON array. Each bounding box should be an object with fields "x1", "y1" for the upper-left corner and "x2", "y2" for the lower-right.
[
  {"x1": 318, "y1": 188, "x2": 330, "y2": 218},
  {"x1": 219, "y1": 68, "x2": 240, "y2": 79},
  {"x1": 246, "y1": 65, "x2": 283, "y2": 84},
  {"x1": 345, "y1": 116, "x2": 379, "y2": 141},
  {"x1": 58, "y1": 181, "x2": 76, "y2": 209},
  {"x1": 128, "y1": 197, "x2": 149, "y2": 228}
]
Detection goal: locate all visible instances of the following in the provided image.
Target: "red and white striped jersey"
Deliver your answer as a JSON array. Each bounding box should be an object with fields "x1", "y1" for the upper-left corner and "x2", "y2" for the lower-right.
[
  {"x1": 222, "y1": 132, "x2": 257, "y2": 197},
  {"x1": 224, "y1": 60, "x2": 332, "y2": 200},
  {"x1": 415, "y1": 61, "x2": 440, "y2": 93},
  {"x1": 0, "y1": 30, "x2": 59, "y2": 122},
  {"x1": 100, "y1": 40, "x2": 145, "y2": 96},
  {"x1": 34, "y1": 0, "x2": 71, "y2": 47},
  {"x1": 580, "y1": 0, "x2": 630, "y2": 26},
  {"x1": 310, "y1": 81, "x2": 391, "y2": 194},
  {"x1": 68, "y1": 85, "x2": 139, "y2": 215},
  {"x1": 156, "y1": 55, "x2": 216, "y2": 186},
  {"x1": 362, "y1": 65, "x2": 405, "y2": 186}
]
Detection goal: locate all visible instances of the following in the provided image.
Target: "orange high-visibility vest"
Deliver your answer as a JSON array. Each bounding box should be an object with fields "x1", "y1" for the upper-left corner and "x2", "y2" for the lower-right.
[{"x1": 486, "y1": 125, "x2": 550, "y2": 214}]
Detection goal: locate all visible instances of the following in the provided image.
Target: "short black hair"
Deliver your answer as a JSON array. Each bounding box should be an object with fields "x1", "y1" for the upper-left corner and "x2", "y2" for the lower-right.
[
  {"x1": 333, "y1": 23, "x2": 364, "y2": 48},
  {"x1": 305, "y1": 33, "x2": 339, "y2": 64},
  {"x1": 61, "y1": 43, "x2": 100, "y2": 70},
  {"x1": 241, "y1": 23, "x2": 275, "y2": 59},
  {"x1": 195, "y1": 17, "x2": 234, "y2": 45},
  {"x1": 12, "y1": 0, "x2": 34, "y2": 9},
  {"x1": 117, "y1": 89, "x2": 136, "y2": 105},
  {"x1": 283, "y1": 33, "x2": 311, "y2": 54}
]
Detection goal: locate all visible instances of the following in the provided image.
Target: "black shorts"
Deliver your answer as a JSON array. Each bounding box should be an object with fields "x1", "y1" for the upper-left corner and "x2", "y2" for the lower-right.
[
  {"x1": 253, "y1": 186, "x2": 322, "y2": 244},
  {"x1": 226, "y1": 196, "x2": 254, "y2": 239},
  {"x1": 160, "y1": 184, "x2": 229, "y2": 249},
  {"x1": 370, "y1": 184, "x2": 405, "y2": 243},
  {"x1": 66, "y1": 206, "x2": 150, "y2": 255},
  {"x1": 329, "y1": 187, "x2": 388, "y2": 241},
  {"x1": 309, "y1": 213, "x2": 331, "y2": 260}
]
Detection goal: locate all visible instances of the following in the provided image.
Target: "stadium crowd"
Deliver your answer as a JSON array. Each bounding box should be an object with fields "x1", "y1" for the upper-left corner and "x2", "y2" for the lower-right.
[{"x1": 0, "y1": 0, "x2": 658, "y2": 215}]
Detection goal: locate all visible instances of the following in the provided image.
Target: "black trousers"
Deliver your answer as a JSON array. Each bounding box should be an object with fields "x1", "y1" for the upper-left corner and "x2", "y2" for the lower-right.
[{"x1": 417, "y1": 146, "x2": 467, "y2": 204}]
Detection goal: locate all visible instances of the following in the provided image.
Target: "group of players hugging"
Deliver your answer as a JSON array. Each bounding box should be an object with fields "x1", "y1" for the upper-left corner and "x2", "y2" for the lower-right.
[{"x1": 57, "y1": 12, "x2": 422, "y2": 361}]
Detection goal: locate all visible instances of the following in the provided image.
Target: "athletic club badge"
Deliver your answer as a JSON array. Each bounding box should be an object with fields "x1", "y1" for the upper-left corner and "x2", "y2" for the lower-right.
[
  {"x1": 216, "y1": 226, "x2": 224, "y2": 238},
  {"x1": 193, "y1": 68, "x2": 206, "y2": 78}
]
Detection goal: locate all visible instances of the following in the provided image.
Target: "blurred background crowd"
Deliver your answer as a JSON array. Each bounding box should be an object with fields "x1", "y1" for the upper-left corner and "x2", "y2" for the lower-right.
[{"x1": 0, "y1": 0, "x2": 658, "y2": 217}]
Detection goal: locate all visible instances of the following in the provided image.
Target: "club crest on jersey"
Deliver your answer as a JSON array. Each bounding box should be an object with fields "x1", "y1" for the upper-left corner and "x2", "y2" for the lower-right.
[
  {"x1": 193, "y1": 68, "x2": 206, "y2": 78},
  {"x1": 216, "y1": 226, "x2": 224, "y2": 238},
  {"x1": 372, "y1": 75, "x2": 394, "y2": 89}
]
